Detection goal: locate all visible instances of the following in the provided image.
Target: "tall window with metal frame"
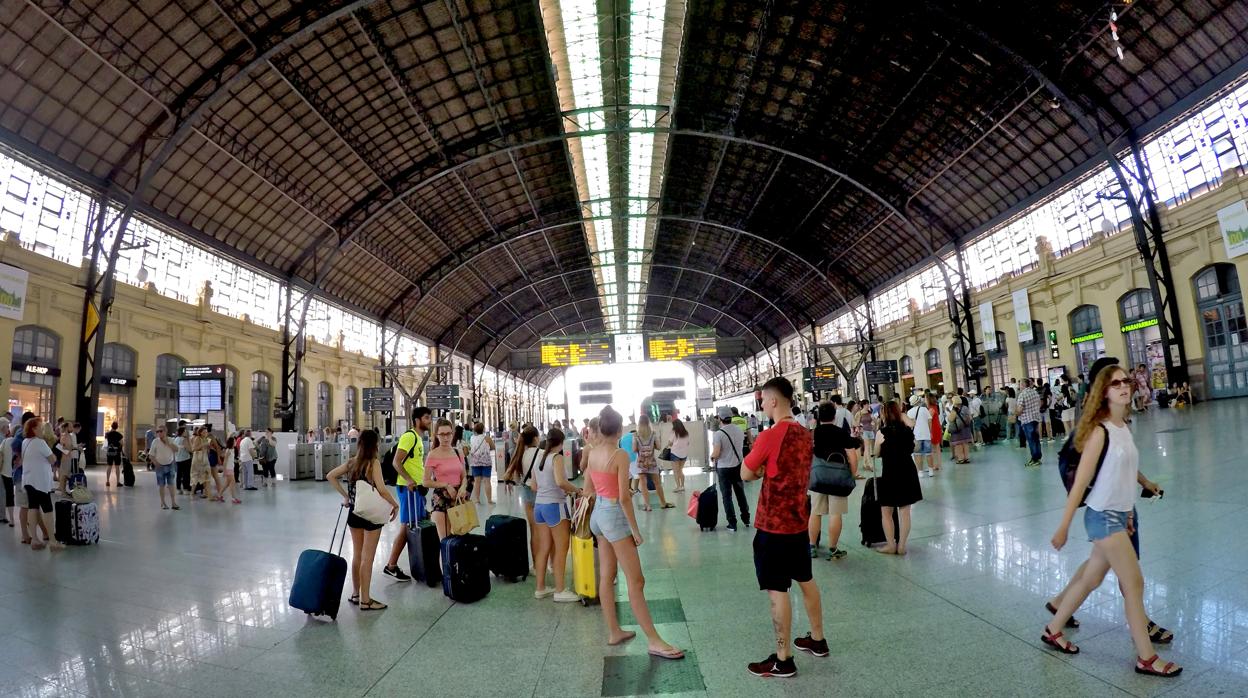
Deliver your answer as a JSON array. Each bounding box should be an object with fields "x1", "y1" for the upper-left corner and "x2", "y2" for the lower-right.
[
  {"x1": 153, "y1": 354, "x2": 185, "y2": 423},
  {"x1": 251, "y1": 372, "x2": 271, "y2": 432}
]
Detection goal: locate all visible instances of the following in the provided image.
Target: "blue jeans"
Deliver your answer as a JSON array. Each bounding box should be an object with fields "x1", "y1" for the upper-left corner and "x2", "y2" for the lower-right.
[{"x1": 1022, "y1": 421, "x2": 1041, "y2": 461}]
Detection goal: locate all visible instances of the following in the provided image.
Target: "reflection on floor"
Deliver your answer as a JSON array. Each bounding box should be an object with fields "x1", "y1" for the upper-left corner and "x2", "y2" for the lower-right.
[{"x1": 1, "y1": 400, "x2": 1246, "y2": 697}]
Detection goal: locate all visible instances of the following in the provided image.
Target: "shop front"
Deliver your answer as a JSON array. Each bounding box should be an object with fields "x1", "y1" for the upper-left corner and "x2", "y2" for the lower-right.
[
  {"x1": 98, "y1": 343, "x2": 138, "y2": 457},
  {"x1": 1069, "y1": 306, "x2": 1107, "y2": 376},
  {"x1": 8, "y1": 325, "x2": 60, "y2": 422},
  {"x1": 899, "y1": 355, "x2": 915, "y2": 396},
  {"x1": 1119, "y1": 289, "x2": 1167, "y2": 391}
]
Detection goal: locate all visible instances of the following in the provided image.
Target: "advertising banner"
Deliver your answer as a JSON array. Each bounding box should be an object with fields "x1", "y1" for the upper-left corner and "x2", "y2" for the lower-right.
[
  {"x1": 1216, "y1": 200, "x2": 1248, "y2": 259},
  {"x1": 0, "y1": 263, "x2": 28, "y2": 321},
  {"x1": 979, "y1": 302, "x2": 997, "y2": 351},
  {"x1": 1013, "y1": 288, "x2": 1032, "y2": 342}
]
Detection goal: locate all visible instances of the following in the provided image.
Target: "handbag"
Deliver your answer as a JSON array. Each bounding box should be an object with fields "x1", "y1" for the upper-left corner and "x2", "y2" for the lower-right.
[
  {"x1": 659, "y1": 447, "x2": 673, "y2": 461},
  {"x1": 571, "y1": 495, "x2": 594, "y2": 539},
  {"x1": 447, "y1": 499, "x2": 479, "y2": 535},
  {"x1": 809, "y1": 452, "x2": 856, "y2": 497},
  {"x1": 351, "y1": 478, "x2": 391, "y2": 525}
]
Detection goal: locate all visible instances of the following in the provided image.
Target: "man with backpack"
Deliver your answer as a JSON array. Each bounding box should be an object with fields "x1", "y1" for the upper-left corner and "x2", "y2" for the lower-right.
[{"x1": 382, "y1": 407, "x2": 432, "y2": 582}]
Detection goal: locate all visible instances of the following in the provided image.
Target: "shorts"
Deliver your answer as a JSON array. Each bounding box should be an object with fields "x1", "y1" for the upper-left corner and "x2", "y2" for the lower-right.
[
  {"x1": 915, "y1": 440, "x2": 932, "y2": 455},
  {"x1": 395, "y1": 485, "x2": 426, "y2": 524},
  {"x1": 106, "y1": 451, "x2": 122, "y2": 466},
  {"x1": 429, "y1": 488, "x2": 458, "y2": 514},
  {"x1": 753, "y1": 530, "x2": 813, "y2": 592},
  {"x1": 519, "y1": 484, "x2": 537, "y2": 506},
  {"x1": 1062, "y1": 408, "x2": 1076, "y2": 422},
  {"x1": 588, "y1": 497, "x2": 632, "y2": 542},
  {"x1": 809, "y1": 492, "x2": 848, "y2": 516},
  {"x1": 155, "y1": 464, "x2": 174, "y2": 486},
  {"x1": 14, "y1": 478, "x2": 27, "y2": 508},
  {"x1": 347, "y1": 511, "x2": 384, "y2": 532},
  {"x1": 534, "y1": 501, "x2": 567, "y2": 527},
  {"x1": 861, "y1": 430, "x2": 875, "y2": 440},
  {"x1": 24, "y1": 485, "x2": 53, "y2": 514},
  {"x1": 470, "y1": 466, "x2": 492, "y2": 478},
  {"x1": 1084, "y1": 507, "x2": 1132, "y2": 542}
]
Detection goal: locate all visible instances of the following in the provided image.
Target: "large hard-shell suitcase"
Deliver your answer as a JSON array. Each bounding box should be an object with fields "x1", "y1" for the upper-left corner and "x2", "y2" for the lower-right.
[
  {"x1": 407, "y1": 519, "x2": 442, "y2": 587},
  {"x1": 859, "y1": 477, "x2": 899, "y2": 547},
  {"x1": 440, "y1": 534, "x2": 490, "y2": 603},
  {"x1": 696, "y1": 485, "x2": 718, "y2": 531},
  {"x1": 289, "y1": 507, "x2": 348, "y2": 619},
  {"x1": 484, "y1": 514, "x2": 528, "y2": 582},
  {"x1": 571, "y1": 534, "x2": 598, "y2": 605}
]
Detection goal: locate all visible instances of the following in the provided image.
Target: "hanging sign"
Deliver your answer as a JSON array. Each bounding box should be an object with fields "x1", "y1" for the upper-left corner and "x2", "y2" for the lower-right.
[
  {"x1": 1012, "y1": 289, "x2": 1033, "y2": 342},
  {"x1": 1216, "y1": 200, "x2": 1248, "y2": 259},
  {"x1": 979, "y1": 302, "x2": 997, "y2": 351},
  {"x1": 11, "y1": 362, "x2": 60, "y2": 377},
  {"x1": 0, "y1": 263, "x2": 28, "y2": 321}
]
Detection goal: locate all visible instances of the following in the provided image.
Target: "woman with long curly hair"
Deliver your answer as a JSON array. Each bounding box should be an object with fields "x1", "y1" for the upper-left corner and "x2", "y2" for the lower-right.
[{"x1": 1043, "y1": 364, "x2": 1180, "y2": 677}]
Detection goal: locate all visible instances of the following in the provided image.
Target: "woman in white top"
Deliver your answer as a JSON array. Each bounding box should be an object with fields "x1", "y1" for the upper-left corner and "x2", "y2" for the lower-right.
[
  {"x1": 21, "y1": 417, "x2": 62, "y2": 550},
  {"x1": 503, "y1": 426, "x2": 542, "y2": 572},
  {"x1": 530, "y1": 428, "x2": 579, "y2": 602},
  {"x1": 1044, "y1": 365, "x2": 1180, "y2": 677},
  {"x1": 467, "y1": 422, "x2": 496, "y2": 506}
]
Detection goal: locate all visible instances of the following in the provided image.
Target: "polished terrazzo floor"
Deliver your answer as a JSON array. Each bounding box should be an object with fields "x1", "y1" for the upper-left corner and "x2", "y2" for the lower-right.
[{"x1": 0, "y1": 401, "x2": 1246, "y2": 697}]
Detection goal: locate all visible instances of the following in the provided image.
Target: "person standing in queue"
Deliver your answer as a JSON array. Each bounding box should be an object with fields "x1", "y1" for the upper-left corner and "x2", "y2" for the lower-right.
[
  {"x1": 710, "y1": 408, "x2": 750, "y2": 530},
  {"x1": 20, "y1": 416, "x2": 61, "y2": 551},
  {"x1": 808, "y1": 402, "x2": 858, "y2": 560},
  {"x1": 530, "y1": 428, "x2": 579, "y2": 602},
  {"x1": 104, "y1": 422, "x2": 123, "y2": 487},
  {"x1": 503, "y1": 425, "x2": 543, "y2": 573},
  {"x1": 582, "y1": 406, "x2": 683, "y2": 660},
  {"x1": 743, "y1": 377, "x2": 827, "y2": 678},
  {"x1": 422, "y1": 419, "x2": 467, "y2": 541},
  {"x1": 328, "y1": 429, "x2": 398, "y2": 611},
  {"x1": 467, "y1": 422, "x2": 496, "y2": 506},
  {"x1": 173, "y1": 426, "x2": 192, "y2": 495},
  {"x1": 382, "y1": 406, "x2": 432, "y2": 582}
]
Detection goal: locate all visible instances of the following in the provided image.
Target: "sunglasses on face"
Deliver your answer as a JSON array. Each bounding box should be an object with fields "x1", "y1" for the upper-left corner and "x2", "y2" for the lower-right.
[{"x1": 1107, "y1": 378, "x2": 1130, "y2": 388}]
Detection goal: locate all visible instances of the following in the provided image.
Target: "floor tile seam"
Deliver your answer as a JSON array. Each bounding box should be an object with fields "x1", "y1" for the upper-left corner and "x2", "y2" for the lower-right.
[
  {"x1": 529, "y1": 613, "x2": 562, "y2": 698},
  {"x1": 362, "y1": 596, "x2": 456, "y2": 696}
]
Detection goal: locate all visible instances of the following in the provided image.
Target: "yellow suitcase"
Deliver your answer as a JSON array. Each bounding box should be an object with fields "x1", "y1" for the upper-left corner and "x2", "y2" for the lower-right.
[{"x1": 572, "y1": 535, "x2": 598, "y2": 606}]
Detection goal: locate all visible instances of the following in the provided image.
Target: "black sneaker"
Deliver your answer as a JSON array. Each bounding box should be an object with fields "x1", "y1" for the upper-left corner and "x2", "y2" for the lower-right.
[
  {"x1": 794, "y1": 633, "x2": 829, "y2": 657},
  {"x1": 727, "y1": 522, "x2": 738, "y2": 532},
  {"x1": 747, "y1": 654, "x2": 797, "y2": 678},
  {"x1": 742, "y1": 514, "x2": 751, "y2": 527},
  {"x1": 383, "y1": 565, "x2": 411, "y2": 582}
]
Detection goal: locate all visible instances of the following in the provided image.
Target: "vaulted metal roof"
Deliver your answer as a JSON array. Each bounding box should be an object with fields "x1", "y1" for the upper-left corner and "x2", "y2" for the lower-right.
[{"x1": 2, "y1": 0, "x2": 1245, "y2": 385}]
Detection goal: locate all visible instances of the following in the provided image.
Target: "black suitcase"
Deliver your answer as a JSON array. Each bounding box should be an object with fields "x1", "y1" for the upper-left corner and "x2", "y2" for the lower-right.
[
  {"x1": 859, "y1": 478, "x2": 899, "y2": 546},
  {"x1": 288, "y1": 507, "x2": 348, "y2": 619},
  {"x1": 54, "y1": 499, "x2": 75, "y2": 545},
  {"x1": 696, "y1": 485, "x2": 718, "y2": 531},
  {"x1": 122, "y1": 458, "x2": 135, "y2": 487},
  {"x1": 484, "y1": 514, "x2": 528, "y2": 582},
  {"x1": 407, "y1": 519, "x2": 442, "y2": 587},
  {"x1": 441, "y1": 534, "x2": 490, "y2": 603}
]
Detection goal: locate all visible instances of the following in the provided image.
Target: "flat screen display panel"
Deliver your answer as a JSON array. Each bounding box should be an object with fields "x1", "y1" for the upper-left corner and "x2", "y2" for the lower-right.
[
  {"x1": 644, "y1": 330, "x2": 718, "y2": 362},
  {"x1": 539, "y1": 336, "x2": 614, "y2": 367}
]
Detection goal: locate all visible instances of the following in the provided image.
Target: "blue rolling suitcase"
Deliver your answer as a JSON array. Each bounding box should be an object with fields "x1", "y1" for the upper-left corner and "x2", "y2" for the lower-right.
[
  {"x1": 289, "y1": 506, "x2": 349, "y2": 619},
  {"x1": 441, "y1": 534, "x2": 490, "y2": 603},
  {"x1": 484, "y1": 514, "x2": 528, "y2": 582}
]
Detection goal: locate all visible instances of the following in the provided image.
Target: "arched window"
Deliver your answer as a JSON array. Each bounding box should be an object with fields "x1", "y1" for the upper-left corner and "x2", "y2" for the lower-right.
[
  {"x1": 345, "y1": 386, "x2": 357, "y2": 428},
  {"x1": 1193, "y1": 264, "x2": 1247, "y2": 398},
  {"x1": 100, "y1": 343, "x2": 136, "y2": 378},
  {"x1": 1069, "y1": 305, "x2": 1103, "y2": 339},
  {"x1": 1069, "y1": 305, "x2": 1106, "y2": 375},
  {"x1": 1021, "y1": 321, "x2": 1048, "y2": 384},
  {"x1": 949, "y1": 342, "x2": 966, "y2": 391},
  {"x1": 317, "y1": 382, "x2": 332, "y2": 431},
  {"x1": 251, "y1": 372, "x2": 272, "y2": 431},
  {"x1": 924, "y1": 349, "x2": 941, "y2": 370},
  {"x1": 987, "y1": 331, "x2": 1008, "y2": 386},
  {"x1": 10, "y1": 326, "x2": 60, "y2": 418},
  {"x1": 1119, "y1": 289, "x2": 1156, "y2": 324},
  {"x1": 154, "y1": 354, "x2": 186, "y2": 422},
  {"x1": 1194, "y1": 264, "x2": 1240, "y2": 303},
  {"x1": 1120, "y1": 290, "x2": 1161, "y2": 374},
  {"x1": 899, "y1": 355, "x2": 913, "y2": 376}
]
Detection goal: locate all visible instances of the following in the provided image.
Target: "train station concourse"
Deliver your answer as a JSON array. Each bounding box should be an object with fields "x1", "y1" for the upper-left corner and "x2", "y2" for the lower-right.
[{"x1": 1, "y1": 0, "x2": 1248, "y2": 695}]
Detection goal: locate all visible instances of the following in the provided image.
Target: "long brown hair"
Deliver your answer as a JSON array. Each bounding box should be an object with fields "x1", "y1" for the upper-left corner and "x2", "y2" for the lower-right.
[
  {"x1": 1074, "y1": 364, "x2": 1126, "y2": 451},
  {"x1": 432, "y1": 418, "x2": 454, "y2": 449},
  {"x1": 880, "y1": 399, "x2": 903, "y2": 426},
  {"x1": 672, "y1": 418, "x2": 688, "y2": 439},
  {"x1": 637, "y1": 413, "x2": 652, "y2": 441},
  {"x1": 540, "y1": 428, "x2": 565, "y2": 470},
  {"x1": 505, "y1": 425, "x2": 540, "y2": 478},
  {"x1": 347, "y1": 429, "x2": 379, "y2": 482}
]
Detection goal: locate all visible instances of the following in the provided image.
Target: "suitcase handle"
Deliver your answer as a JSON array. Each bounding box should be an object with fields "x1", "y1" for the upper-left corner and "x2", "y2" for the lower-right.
[{"x1": 330, "y1": 503, "x2": 346, "y2": 555}]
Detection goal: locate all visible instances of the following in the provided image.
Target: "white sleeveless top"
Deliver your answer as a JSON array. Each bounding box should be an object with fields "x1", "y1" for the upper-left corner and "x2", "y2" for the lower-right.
[
  {"x1": 1084, "y1": 421, "x2": 1138, "y2": 513},
  {"x1": 533, "y1": 451, "x2": 564, "y2": 505}
]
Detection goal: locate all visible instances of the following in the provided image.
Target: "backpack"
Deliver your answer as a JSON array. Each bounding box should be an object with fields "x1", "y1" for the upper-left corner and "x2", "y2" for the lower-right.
[
  {"x1": 468, "y1": 437, "x2": 492, "y2": 469},
  {"x1": 382, "y1": 429, "x2": 417, "y2": 486},
  {"x1": 637, "y1": 433, "x2": 655, "y2": 463},
  {"x1": 1057, "y1": 424, "x2": 1109, "y2": 506}
]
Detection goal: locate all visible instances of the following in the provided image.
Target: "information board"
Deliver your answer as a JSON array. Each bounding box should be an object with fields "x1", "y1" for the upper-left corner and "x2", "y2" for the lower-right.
[
  {"x1": 362, "y1": 387, "x2": 394, "y2": 412},
  {"x1": 644, "y1": 330, "x2": 717, "y2": 362},
  {"x1": 865, "y1": 360, "x2": 900, "y2": 385},
  {"x1": 540, "y1": 336, "x2": 613, "y2": 366},
  {"x1": 177, "y1": 365, "x2": 225, "y2": 413},
  {"x1": 426, "y1": 396, "x2": 462, "y2": 410},
  {"x1": 802, "y1": 366, "x2": 839, "y2": 392},
  {"x1": 427, "y1": 385, "x2": 460, "y2": 398}
]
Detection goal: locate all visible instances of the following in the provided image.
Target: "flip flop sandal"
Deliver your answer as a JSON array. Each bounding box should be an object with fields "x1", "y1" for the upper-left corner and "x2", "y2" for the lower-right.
[
  {"x1": 1147, "y1": 622, "x2": 1174, "y2": 644},
  {"x1": 348, "y1": 595, "x2": 359, "y2": 605},
  {"x1": 360, "y1": 600, "x2": 387, "y2": 611},
  {"x1": 1135, "y1": 654, "x2": 1182, "y2": 677},
  {"x1": 1040, "y1": 628, "x2": 1079, "y2": 655},
  {"x1": 647, "y1": 648, "x2": 685, "y2": 660},
  {"x1": 1045, "y1": 602, "x2": 1080, "y2": 628},
  {"x1": 661, "y1": 503, "x2": 675, "y2": 509}
]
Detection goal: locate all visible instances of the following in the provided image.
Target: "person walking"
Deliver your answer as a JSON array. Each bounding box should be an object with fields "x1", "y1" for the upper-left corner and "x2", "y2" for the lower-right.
[
  {"x1": 905, "y1": 395, "x2": 935, "y2": 477},
  {"x1": 1044, "y1": 364, "x2": 1181, "y2": 677},
  {"x1": 220, "y1": 435, "x2": 241, "y2": 504},
  {"x1": 854, "y1": 401, "x2": 877, "y2": 473},
  {"x1": 20, "y1": 417, "x2": 61, "y2": 551},
  {"x1": 190, "y1": 427, "x2": 214, "y2": 499},
  {"x1": 173, "y1": 426, "x2": 192, "y2": 495},
  {"x1": 1015, "y1": 379, "x2": 1044, "y2": 467},
  {"x1": 146, "y1": 426, "x2": 179, "y2": 510},
  {"x1": 667, "y1": 419, "x2": 689, "y2": 493},
  {"x1": 104, "y1": 422, "x2": 123, "y2": 487},
  {"x1": 382, "y1": 407, "x2": 432, "y2": 582},
  {"x1": 467, "y1": 422, "x2": 496, "y2": 506},
  {"x1": 255, "y1": 429, "x2": 274, "y2": 488},
  {"x1": 530, "y1": 428, "x2": 579, "y2": 602},
  {"x1": 327, "y1": 429, "x2": 398, "y2": 611},
  {"x1": 875, "y1": 400, "x2": 922, "y2": 555},
  {"x1": 710, "y1": 409, "x2": 750, "y2": 530},
  {"x1": 422, "y1": 419, "x2": 468, "y2": 541},
  {"x1": 808, "y1": 403, "x2": 858, "y2": 560},
  {"x1": 742, "y1": 377, "x2": 827, "y2": 678},
  {"x1": 632, "y1": 414, "x2": 672, "y2": 511},
  {"x1": 581, "y1": 406, "x2": 684, "y2": 660},
  {"x1": 926, "y1": 394, "x2": 943, "y2": 472}
]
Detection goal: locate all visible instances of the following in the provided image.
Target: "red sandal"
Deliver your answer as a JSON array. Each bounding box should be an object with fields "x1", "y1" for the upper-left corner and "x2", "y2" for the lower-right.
[
  {"x1": 1135, "y1": 654, "x2": 1182, "y2": 677},
  {"x1": 1045, "y1": 602, "x2": 1079, "y2": 628},
  {"x1": 1040, "y1": 626, "x2": 1079, "y2": 655}
]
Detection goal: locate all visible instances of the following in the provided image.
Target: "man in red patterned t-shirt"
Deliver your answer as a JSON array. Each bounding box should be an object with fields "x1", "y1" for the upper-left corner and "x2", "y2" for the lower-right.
[{"x1": 742, "y1": 377, "x2": 827, "y2": 678}]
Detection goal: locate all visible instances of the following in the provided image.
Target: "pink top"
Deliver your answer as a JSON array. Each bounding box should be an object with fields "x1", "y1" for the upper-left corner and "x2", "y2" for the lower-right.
[
  {"x1": 589, "y1": 469, "x2": 620, "y2": 499},
  {"x1": 425, "y1": 455, "x2": 463, "y2": 487}
]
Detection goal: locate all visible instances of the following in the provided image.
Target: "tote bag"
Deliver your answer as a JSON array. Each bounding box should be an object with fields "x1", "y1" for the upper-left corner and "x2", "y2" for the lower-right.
[
  {"x1": 352, "y1": 478, "x2": 391, "y2": 525},
  {"x1": 447, "y1": 500, "x2": 479, "y2": 535}
]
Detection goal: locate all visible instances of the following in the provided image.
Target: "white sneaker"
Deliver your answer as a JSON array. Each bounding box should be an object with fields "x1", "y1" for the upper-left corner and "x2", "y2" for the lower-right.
[
  {"x1": 534, "y1": 587, "x2": 554, "y2": 599},
  {"x1": 553, "y1": 590, "x2": 580, "y2": 603}
]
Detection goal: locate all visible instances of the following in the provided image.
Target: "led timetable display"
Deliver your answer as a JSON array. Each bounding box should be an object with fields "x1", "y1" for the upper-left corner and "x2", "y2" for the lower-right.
[
  {"x1": 539, "y1": 336, "x2": 614, "y2": 367},
  {"x1": 644, "y1": 331, "x2": 717, "y2": 362}
]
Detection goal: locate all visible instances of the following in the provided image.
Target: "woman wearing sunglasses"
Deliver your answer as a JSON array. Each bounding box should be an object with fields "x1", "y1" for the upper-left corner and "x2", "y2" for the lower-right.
[{"x1": 1044, "y1": 364, "x2": 1180, "y2": 678}]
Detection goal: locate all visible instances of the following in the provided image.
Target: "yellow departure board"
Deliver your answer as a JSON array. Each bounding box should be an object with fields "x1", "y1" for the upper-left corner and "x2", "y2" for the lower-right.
[
  {"x1": 644, "y1": 330, "x2": 718, "y2": 361},
  {"x1": 539, "y1": 336, "x2": 614, "y2": 366}
]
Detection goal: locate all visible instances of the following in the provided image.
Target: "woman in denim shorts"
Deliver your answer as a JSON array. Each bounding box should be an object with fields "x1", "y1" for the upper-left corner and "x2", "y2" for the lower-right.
[
  {"x1": 503, "y1": 425, "x2": 542, "y2": 570},
  {"x1": 1043, "y1": 365, "x2": 1180, "y2": 678}
]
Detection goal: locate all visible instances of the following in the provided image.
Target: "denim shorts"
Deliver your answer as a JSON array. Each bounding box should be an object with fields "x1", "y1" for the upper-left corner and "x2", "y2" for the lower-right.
[
  {"x1": 915, "y1": 439, "x2": 932, "y2": 455},
  {"x1": 589, "y1": 497, "x2": 632, "y2": 542},
  {"x1": 155, "y1": 464, "x2": 174, "y2": 486},
  {"x1": 534, "y1": 501, "x2": 567, "y2": 527},
  {"x1": 1084, "y1": 507, "x2": 1132, "y2": 542},
  {"x1": 519, "y1": 485, "x2": 537, "y2": 506},
  {"x1": 470, "y1": 465, "x2": 492, "y2": 478}
]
